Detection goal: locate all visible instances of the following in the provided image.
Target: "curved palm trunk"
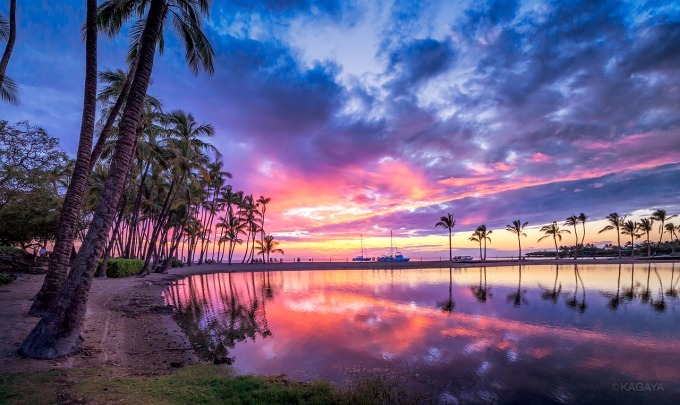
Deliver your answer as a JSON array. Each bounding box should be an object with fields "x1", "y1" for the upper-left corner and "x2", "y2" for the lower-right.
[
  {"x1": 28, "y1": 0, "x2": 98, "y2": 316},
  {"x1": 572, "y1": 225, "x2": 579, "y2": 260},
  {"x1": 630, "y1": 234, "x2": 635, "y2": 257},
  {"x1": 0, "y1": 0, "x2": 16, "y2": 85},
  {"x1": 553, "y1": 234, "x2": 559, "y2": 259},
  {"x1": 19, "y1": 0, "x2": 165, "y2": 359},
  {"x1": 616, "y1": 228, "x2": 622, "y2": 258}
]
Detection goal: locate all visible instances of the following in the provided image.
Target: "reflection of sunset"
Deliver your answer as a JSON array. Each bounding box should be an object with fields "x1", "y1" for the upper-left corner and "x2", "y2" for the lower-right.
[{"x1": 164, "y1": 264, "x2": 680, "y2": 398}]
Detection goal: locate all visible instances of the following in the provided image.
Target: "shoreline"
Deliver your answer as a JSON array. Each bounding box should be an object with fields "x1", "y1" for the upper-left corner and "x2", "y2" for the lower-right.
[{"x1": 166, "y1": 257, "x2": 680, "y2": 277}]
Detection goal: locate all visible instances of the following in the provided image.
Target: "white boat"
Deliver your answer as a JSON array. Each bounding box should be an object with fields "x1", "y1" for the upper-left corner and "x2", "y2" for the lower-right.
[
  {"x1": 377, "y1": 231, "x2": 410, "y2": 262},
  {"x1": 352, "y1": 234, "x2": 371, "y2": 261}
]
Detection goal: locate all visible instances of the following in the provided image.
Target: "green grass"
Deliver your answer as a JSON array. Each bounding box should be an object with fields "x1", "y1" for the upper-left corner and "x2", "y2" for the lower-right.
[
  {"x1": 0, "y1": 365, "x2": 431, "y2": 405},
  {"x1": 0, "y1": 246, "x2": 25, "y2": 254}
]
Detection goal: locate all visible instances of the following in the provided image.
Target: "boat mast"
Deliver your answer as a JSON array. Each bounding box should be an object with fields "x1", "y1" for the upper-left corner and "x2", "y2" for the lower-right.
[
  {"x1": 360, "y1": 234, "x2": 364, "y2": 257},
  {"x1": 390, "y1": 230, "x2": 393, "y2": 256}
]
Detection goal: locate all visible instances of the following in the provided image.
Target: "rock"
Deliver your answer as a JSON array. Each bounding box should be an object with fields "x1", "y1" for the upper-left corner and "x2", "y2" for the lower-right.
[
  {"x1": 170, "y1": 361, "x2": 184, "y2": 368},
  {"x1": 213, "y1": 356, "x2": 234, "y2": 365}
]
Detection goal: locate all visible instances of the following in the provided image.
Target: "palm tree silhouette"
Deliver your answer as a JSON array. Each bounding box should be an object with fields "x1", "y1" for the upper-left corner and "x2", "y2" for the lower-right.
[
  {"x1": 564, "y1": 215, "x2": 580, "y2": 259},
  {"x1": 663, "y1": 222, "x2": 678, "y2": 255},
  {"x1": 577, "y1": 213, "x2": 589, "y2": 250},
  {"x1": 651, "y1": 268, "x2": 667, "y2": 312},
  {"x1": 0, "y1": 0, "x2": 18, "y2": 104},
  {"x1": 472, "y1": 225, "x2": 492, "y2": 261},
  {"x1": 623, "y1": 263, "x2": 637, "y2": 301},
  {"x1": 436, "y1": 268, "x2": 455, "y2": 314},
  {"x1": 507, "y1": 266, "x2": 528, "y2": 307},
  {"x1": 651, "y1": 209, "x2": 676, "y2": 251},
  {"x1": 638, "y1": 218, "x2": 654, "y2": 257},
  {"x1": 435, "y1": 213, "x2": 456, "y2": 261},
  {"x1": 665, "y1": 264, "x2": 677, "y2": 298},
  {"x1": 621, "y1": 220, "x2": 641, "y2": 257},
  {"x1": 469, "y1": 230, "x2": 482, "y2": 261},
  {"x1": 256, "y1": 234, "x2": 284, "y2": 263},
  {"x1": 470, "y1": 267, "x2": 492, "y2": 303},
  {"x1": 604, "y1": 264, "x2": 623, "y2": 310},
  {"x1": 506, "y1": 220, "x2": 528, "y2": 260},
  {"x1": 566, "y1": 265, "x2": 587, "y2": 313},
  {"x1": 641, "y1": 263, "x2": 652, "y2": 303},
  {"x1": 598, "y1": 213, "x2": 626, "y2": 258},
  {"x1": 538, "y1": 222, "x2": 570, "y2": 259}
]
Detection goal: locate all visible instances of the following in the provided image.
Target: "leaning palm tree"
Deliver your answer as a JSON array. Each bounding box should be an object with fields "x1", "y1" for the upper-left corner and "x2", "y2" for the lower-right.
[
  {"x1": 621, "y1": 220, "x2": 640, "y2": 257},
  {"x1": 538, "y1": 222, "x2": 570, "y2": 259},
  {"x1": 638, "y1": 218, "x2": 654, "y2": 257},
  {"x1": 651, "y1": 209, "x2": 676, "y2": 251},
  {"x1": 505, "y1": 220, "x2": 528, "y2": 260},
  {"x1": 474, "y1": 225, "x2": 492, "y2": 261},
  {"x1": 469, "y1": 231, "x2": 482, "y2": 261},
  {"x1": 598, "y1": 213, "x2": 626, "y2": 258},
  {"x1": 20, "y1": 0, "x2": 216, "y2": 359},
  {"x1": 0, "y1": 0, "x2": 18, "y2": 104},
  {"x1": 257, "y1": 196, "x2": 272, "y2": 263},
  {"x1": 564, "y1": 215, "x2": 580, "y2": 260},
  {"x1": 436, "y1": 213, "x2": 456, "y2": 261},
  {"x1": 577, "y1": 213, "x2": 589, "y2": 248}
]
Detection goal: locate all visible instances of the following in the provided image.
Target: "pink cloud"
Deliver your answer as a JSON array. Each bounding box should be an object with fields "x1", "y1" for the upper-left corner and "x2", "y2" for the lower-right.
[{"x1": 525, "y1": 152, "x2": 552, "y2": 163}]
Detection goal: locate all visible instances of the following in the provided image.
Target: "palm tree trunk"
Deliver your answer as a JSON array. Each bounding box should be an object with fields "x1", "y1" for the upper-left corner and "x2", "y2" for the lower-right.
[
  {"x1": 518, "y1": 236, "x2": 522, "y2": 260},
  {"x1": 28, "y1": 0, "x2": 98, "y2": 317},
  {"x1": 448, "y1": 228, "x2": 452, "y2": 261},
  {"x1": 0, "y1": 0, "x2": 16, "y2": 85},
  {"x1": 553, "y1": 235, "x2": 559, "y2": 259},
  {"x1": 19, "y1": 0, "x2": 166, "y2": 359}
]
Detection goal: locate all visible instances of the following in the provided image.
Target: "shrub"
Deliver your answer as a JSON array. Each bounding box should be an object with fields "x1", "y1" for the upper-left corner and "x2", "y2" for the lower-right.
[
  {"x1": 104, "y1": 258, "x2": 144, "y2": 278},
  {"x1": 0, "y1": 273, "x2": 17, "y2": 284},
  {"x1": 0, "y1": 246, "x2": 25, "y2": 254}
]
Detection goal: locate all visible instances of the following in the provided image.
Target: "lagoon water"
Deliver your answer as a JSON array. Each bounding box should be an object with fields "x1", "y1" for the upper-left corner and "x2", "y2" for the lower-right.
[{"x1": 163, "y1": 264, "x2": 680, "y2": 404}]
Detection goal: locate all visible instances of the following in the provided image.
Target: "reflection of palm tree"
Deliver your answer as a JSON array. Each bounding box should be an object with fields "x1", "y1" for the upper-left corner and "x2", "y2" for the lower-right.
[
  {"x1": 665, "y1": 263, "x2": 678, "y2": 298},
  {"x1": 538, "y1": 222, "x2": 570, "y2": 259},
  {"x1": 623, "y1": 263, "x2": 637, "y2": 301},
  {"x1": 507, "y1": 266, "x2": 528, "y2": 307},
  {"x1": 651, "y1": 268, "x2": 667, "y2": 312},
  {"x1": 598, "y1": 213, "x2": 626, "y2": 258},
  {"x1": 435, "y1": 213, "x2": 456, "y2": 261},
  {"x1": 603, "y1": 264, "x2": 623, "y2": 310},
  {"x1": 540, "y1": 265, "x2": 561, "y2": 304},
  {"x1": 436, "y1": 268, "x2": 455, "y2": 314},
  {"x1": 470, "y1": 267, "x2": 492, "y2": 303},
  {"x1": 640, "y1": 264, "x2": 652, "y2": 303},
  {"x1": 505, "y1": 220, "x2": 528, "y2": 260},
  {"x1": 566, "y1": 265, "x2": 587, "y2": 313}
]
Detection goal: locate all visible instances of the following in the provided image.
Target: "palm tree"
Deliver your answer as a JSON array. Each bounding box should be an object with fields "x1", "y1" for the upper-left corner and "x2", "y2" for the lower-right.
[
  {"x1": 435, "y1": 213, "x2": 456, "y2": 261},
  {"x1": 255, "y1": 234, "x2": 284, "y2": 263},
  {"x1": 598, "y1": 213, "x2": 626, "y2": 258},
  {"x1": 20, "y1": 0, "x2": 216, "y2": 359},
  {"x1": 470, "y1": 225, "x2": 492, "y2": 261},
  {"x1": 257, "y1": 196, "x2": 272, "y2": 263},
  {"x1": 468, "y1": 231, "x2": 482, "y2": 261},
  {"x1": 0, "y1": 0, "x2": 17, "y2": 104},
  {"x1": 621, "y1": 220, "x2": 640, "y2": 257},
  {"x1": 651, "y1": 209, "x2": 676, "y2": 250},
  {"x1": 577, "y1": 212, "x2": 588, "y2": 250},
  {"x1": 506, "y1": 220, "x2": 528, "y2": 260},
  {"x1": 28, "y1": 0, "x2": 100, "y2": 317},
  {"x1": 564, "y1": 215, "x2": 580, "y2": 259},
  {"x1": 638, "y1": 218, "x2": 654, "y2": 257},
  {"x1": 538, "y1": 222, "x2": 570, "y2": 259},
  {"x1": 665, "y1": 223, "x2": 678, "y2": 255}
]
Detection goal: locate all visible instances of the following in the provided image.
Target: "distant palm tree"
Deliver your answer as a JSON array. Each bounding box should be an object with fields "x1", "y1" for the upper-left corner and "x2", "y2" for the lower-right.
[
  {"x1": 577, "y1": 212, "x2": 589, "y2": 248},
  {"x1": 505, "y1": 220, "x2": 528, "y2": 260},
  {"x1": 436, "y1": 213, "x2": 456, "y2": 261},
  {"x1": 564, "y1": 215, "x2": 580, "y2": 259},
  {"x1": 621, "y1": 220, "x2": 641, "y2": 257},
  {"x1": 256, "y1": 234, "x2": 284, "y2": 263},
  {"x1": 474, "y1": 225, "x2": 492, "y2": 261},
  {"x1": 666, "y1": 223, "x2": 679, "y2": 255},
  {"x1": 469, "y1": 231, "x2": 482, "y2": 261},
  {"x1": 598, "y1": 213, "x2": 626, "y2": 258},
  {"x1": 538, "y1": 222, "x2": 570, "y2": 259},
  {"x1": 651, "y1": 209, "x2": 676, "y2": 249},
  {"x1": 638, "y1": 218, "x2": 654, "y2": 257}
]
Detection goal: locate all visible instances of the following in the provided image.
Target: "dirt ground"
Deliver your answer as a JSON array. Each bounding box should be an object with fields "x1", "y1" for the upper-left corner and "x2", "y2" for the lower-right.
[{"x1": 0, "y1": 273, "x2": 197, "y2": 376}]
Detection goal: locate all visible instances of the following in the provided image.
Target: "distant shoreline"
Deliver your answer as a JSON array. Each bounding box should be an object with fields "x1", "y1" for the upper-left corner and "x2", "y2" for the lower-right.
[{"x1": 168, "y1": 257, "x2": 680, "y2": 277}]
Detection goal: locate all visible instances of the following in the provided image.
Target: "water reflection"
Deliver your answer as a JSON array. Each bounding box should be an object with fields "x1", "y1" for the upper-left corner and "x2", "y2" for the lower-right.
[{"x1": 164, "y1": 264, "x2": 680, "y2": 403}]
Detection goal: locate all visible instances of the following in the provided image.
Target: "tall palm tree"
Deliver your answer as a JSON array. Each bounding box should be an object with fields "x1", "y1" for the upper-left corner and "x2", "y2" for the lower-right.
[
  {"x1": 564, "y1": 215, "x2": 580, "y2": 260},
  {"x1": 651, "y1": 209, "x2": 676, "y2": 250},
  {"x1": 538, "y1": 222, "x2": 570, "y2": 259},
  {"x1": 469, "y1": 231, "x2": 482, "y2": 261},
  {"x1": 638, "y1": 218, "x2": 654, "y2": 257},
  {"x1": 471, "y1": 225, "x2": 492, "y2": 261},
  {"x1": 598, "y1": 213, "x2": 626, "y2": 258},
  {"x1": 20, "y1": 0, "x2": 216, "y2": 359},
  {"x1": 505, "y1": 220, "x2": 528, "y2": 260},
  {"x1": 577, "y1": 212, "x2": 588, "y2": 248},
  {"x1": 28, "y1": 0, "x2": 99, "y2": 317},
  {"x1": 665, "y1": 222, "x2": 678, "y2": 255},
  {"x1": 0, "y1": 0, "x2": 17, "y2": 104},
  {"x1": 621, "y1": 220, "x2": 640, "y2": 257},
  {"x1": 435, "y1": 213, "x2": 456, "y2": 261},
  {"x1": 257, "y1": 196, "x2": 271, "y2": 263}
]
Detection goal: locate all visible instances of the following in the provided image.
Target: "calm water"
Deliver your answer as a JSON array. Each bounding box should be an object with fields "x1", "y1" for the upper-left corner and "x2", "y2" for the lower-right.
[{"x1": 163, "y1": 264, "x2": 680, "y2": 404}]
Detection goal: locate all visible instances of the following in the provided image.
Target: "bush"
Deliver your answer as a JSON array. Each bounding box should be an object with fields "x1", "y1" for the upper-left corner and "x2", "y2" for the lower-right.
[
  {"x1": 0, "y1": 246, "x2": 26, "y2": 254},
  {"x1": 0, "y1": 273, "x2": 17, "y2": 284},
  {"x1": 104, "y1": 258, "x2": 144, "y2": 278}
]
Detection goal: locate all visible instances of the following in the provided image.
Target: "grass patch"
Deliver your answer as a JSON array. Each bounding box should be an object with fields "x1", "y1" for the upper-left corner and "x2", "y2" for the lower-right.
[
  {"x1": 1, "y1": 365, "x2": 432, "y2": 404},
  {"x1": 0, "y1": 246, "x2": 25, "y2": 254},
  {"x1": 100, "y1": 258, "x2": 145, "y2": 278}
]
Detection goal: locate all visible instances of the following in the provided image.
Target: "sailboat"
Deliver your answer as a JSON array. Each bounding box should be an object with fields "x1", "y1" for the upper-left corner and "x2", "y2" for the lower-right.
[
  {"x1": 352, "y1": 235, "x2": 372, "y2": 261},
  {"x1": 378, "y1": 231, "x2": 410, "y2": 262}
]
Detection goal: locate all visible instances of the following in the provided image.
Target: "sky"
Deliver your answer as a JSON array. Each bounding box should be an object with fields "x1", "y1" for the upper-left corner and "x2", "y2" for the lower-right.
[{"x1": 1, "y1": 0, "x2": 680, "y2": 259}]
